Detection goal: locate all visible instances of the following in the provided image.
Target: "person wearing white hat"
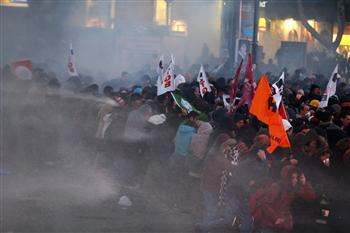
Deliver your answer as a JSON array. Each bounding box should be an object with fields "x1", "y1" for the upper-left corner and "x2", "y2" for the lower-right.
[{"x1": 174, "y1": 74, "x2": 186, "y2": 88}]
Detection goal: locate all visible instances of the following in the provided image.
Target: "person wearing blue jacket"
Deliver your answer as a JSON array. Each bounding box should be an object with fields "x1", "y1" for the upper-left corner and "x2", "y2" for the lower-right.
[{"x1": 168, "y1": 111, "x2": 199, "y2": 211}]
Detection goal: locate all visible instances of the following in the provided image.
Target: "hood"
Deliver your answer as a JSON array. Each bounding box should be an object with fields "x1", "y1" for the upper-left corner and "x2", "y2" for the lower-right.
[
  {"x1": 178, "y1": 124, "x2": 196, "y2": 134},
  {"x1": 280, "y1": 165, "x2": 299, "y2": 188},
  {"x1": 197, "y1": 122, "x2": 213, "y2": 135}
]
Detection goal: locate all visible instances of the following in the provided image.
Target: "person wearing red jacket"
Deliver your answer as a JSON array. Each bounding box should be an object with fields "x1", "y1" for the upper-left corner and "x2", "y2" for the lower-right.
[{"x1": 249, "y1": 165, "x2": 316, "y2": 233}]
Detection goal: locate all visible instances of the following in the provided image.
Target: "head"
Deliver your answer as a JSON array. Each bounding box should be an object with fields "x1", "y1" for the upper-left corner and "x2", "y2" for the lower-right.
[
  {"x1": 187, "y1": 111, "x2": 199, "y2": 124},
  {"x1": 299, "y1": 104, "x2": 310, "y2": 116},
  {"x1": 310, "y1": 84, "x2": 321, "y2": 96},
  {"x1": 103, "y1": 86, "x2": 114, "y2": 98},
  {"x1": 234, "y1": 113, "x2": 246, "y2": 129},
  {"x1": 213, "y1": 133, "x2": 231, "y2": 150},
  {"x1": 138, "y1": 104, "x2": 153, "y2": 120},
  {"x1": 130, "y1": 93, "x2": 143, "y2": 108},
  {"x1": 296, "y1": 89, "x2": 304, "y2": 100},
  {"x1": 315, "y1": 110, "x2": 332, "y2": 123},
  {"x1": 140, "y1": 75, "x2": 151, "y2": 87},
  {"x1": 280, "y1": 165, "x2": 300, "y2": 188},
  {"x1": 121, "y1": 71, "x2": 129, "y2": 80},
  {"x1": 301, "y1": 130, "x2": 320, "y2": 156},
  {"x1": 193, "y1": 86, "x2": 200, "y2": 98},
  {"x1": 319, "y1": 150, "x2": 331, "y2": 167},
  {"x1": 340, "y1": 110, "x2": 350, "y2": 127}
]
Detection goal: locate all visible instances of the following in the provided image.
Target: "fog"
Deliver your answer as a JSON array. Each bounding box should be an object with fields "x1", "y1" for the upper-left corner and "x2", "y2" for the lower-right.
[
  {"x1": 1, "y1": 1, "x2": 349, "y2": 232},
  {"x1": 1, "y1": 0, "x2": 222, "y2": 82}
]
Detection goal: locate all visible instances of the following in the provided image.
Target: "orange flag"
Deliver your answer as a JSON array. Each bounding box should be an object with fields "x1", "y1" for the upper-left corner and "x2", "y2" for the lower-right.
[{"x1": 249, "y1": 75, "x2": 291, "y2": 153}]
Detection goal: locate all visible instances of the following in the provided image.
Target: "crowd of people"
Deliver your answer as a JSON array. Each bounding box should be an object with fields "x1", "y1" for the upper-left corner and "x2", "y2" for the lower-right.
[{"x1": 1, "y1": 61, "x2": 350, "y2": 233}]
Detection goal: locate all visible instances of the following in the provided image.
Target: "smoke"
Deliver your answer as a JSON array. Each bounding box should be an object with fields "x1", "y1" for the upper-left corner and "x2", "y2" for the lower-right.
[
  {"x1": 1, "y1": 1, "x2": 223, "y2": 81},
  {"x1": 1, "y1": 82, "x2": 119, "y2": 207}
]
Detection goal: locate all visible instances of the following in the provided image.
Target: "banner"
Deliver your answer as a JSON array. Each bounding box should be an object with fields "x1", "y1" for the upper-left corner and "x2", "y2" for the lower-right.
[
  {"x1": 197, "y1": 65, "x2": 211, "y2": 97},
  {"x1": 171, "y1": 92, "x2": 208, "y2": 121},
  {"x1": 157, "y1": 54, "x2": 176, "y2": 96},
  {"x1": 319, "y1": 65, "x2": 339, "y2": 108},
  {"x1": 238, "y1": 53, "x2": 255, "y2": 107},
  {"x1": 272, "y1": 72, "x2": 284, "y2": 109},
  {"x1": 249, "y1": 75, "x2": 291, "y2": 153}
]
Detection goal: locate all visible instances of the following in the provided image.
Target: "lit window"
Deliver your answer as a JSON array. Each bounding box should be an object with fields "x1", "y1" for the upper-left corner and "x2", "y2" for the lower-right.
[
  {"x1": 0, "y1": 0, "x2": 28, "y2": 7},
  {"x1": 307, "y1": 19, "x2": 315, "y2": 28},
  {"x1": 171, "y1": 20, "x2": 187, "y2": 35},
  {"x1": 154, "y1": 0, "x2": 167, "y2": 26},
  {"x1": 85, "y1": 0, "x2": 110, "y2": 29},
  {"x1": 333, "y1": 34, "x2": 350, "y2": 46},
  {"x1": 259, "y1": 17, "x2": 267, "y2": 32}
]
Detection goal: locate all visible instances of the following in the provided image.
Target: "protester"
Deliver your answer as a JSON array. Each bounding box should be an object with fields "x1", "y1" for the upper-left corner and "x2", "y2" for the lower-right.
[
  {"x1": 3, "y1": 55, "x2": 350, "y2": 233},
  {"x1": 249, "y1": 165, "x2": 315, "y2": 233}
]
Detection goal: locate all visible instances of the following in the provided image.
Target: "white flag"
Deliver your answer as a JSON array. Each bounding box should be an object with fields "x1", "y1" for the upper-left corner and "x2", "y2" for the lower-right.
[
  {"x1": 68, "y1": 44, "x2": 78, "y2": 77},
  {"x1": 319, "y1": 65, "x2": 339, "y2": 108},
  {"x1": 197, "y1": 65, "x2": 211, "y2": 97},
  {"x1": 272, "y1": 72, "x2": 284, "y2": 108},
  {"x1": 157, "y1": 54, "x2": 176, "y2": 96}
]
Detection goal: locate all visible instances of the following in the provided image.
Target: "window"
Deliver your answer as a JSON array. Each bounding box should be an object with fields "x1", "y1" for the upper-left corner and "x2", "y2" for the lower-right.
[
  {"x1": 85, "y1": 0, "x2": 110, "y2": 28},
  {"x1": 154, "y1": 0, "x2": 167, "y2": 26},
  {"x1": 171, "y1": 20, "x2": 187, "y2": 35}
]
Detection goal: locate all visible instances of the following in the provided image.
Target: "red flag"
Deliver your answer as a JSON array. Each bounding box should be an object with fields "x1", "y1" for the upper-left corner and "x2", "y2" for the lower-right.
[
  {"x1": 249, "y1": 75, "x2": 291, "y2": 153},
  {"x1": 238, "y1": 53, "x2": 255, "y2": 107},
  {"x1": 229, "y1": 60, "x2": 243, "y2": 113},
  {"x1": 11, "y1": 60, "x2": 33, "y2": 80}
]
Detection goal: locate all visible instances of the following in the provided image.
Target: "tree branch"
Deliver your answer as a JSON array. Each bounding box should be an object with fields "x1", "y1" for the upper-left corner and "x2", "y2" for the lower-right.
[
  {"x1": 298, "y1": 0, "x2": 345, "y2": 53},
  {"x1": 332, "y1": 0, "x2": 345, "y2": 51}
]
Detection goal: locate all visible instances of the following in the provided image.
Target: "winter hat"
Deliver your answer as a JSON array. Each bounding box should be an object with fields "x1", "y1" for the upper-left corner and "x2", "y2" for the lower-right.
[
  {"x1": 309, "y1": 99, "x2": 320, "y2": 108},
  {"x1": 174, "y1": 74, "x2": 186, "y2": 88},
  {"x1": 197, "y1": 121, "x2": 213, "y2": 134},
  {"x1": 282, "y1": 119, "x2": 292, "y2": 131},
  {"x1": 132, "y1": 87, "x2": 143, "y2": 95},
  {"x1": 148, "y1": 114, "x2": 166, "y2": 125}
]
